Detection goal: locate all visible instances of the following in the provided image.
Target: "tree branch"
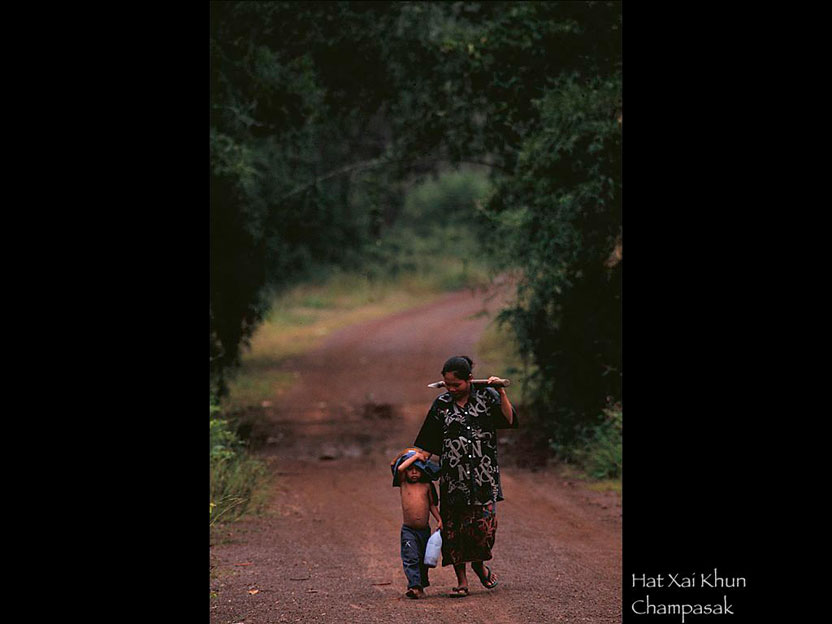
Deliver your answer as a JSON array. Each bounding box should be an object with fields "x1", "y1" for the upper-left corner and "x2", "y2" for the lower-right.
[{"x1": 277, "y1": 156, "x2": 510, "y2": 203}]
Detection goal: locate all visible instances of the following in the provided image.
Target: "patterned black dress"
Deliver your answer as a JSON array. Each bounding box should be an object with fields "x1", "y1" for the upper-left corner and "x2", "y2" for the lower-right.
[{"x1": 413, "y1": 385, "x2": 518, "y2": 566}]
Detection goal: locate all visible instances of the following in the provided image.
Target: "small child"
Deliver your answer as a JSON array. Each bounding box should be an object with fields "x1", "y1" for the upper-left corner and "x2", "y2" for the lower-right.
[{"x1": 391, "y1": 449, "x2": 442, "y2": 599}]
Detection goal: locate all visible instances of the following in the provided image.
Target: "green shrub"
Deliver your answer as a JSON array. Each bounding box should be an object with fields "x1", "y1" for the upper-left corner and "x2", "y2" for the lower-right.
[
  {"x1": 398, "y1": 170, "x2": 492, "y2": 234},
  {"x1": 573, "y1": 404, "x2": 622, "y2": 480},
  {"x1": 358, "y1": 169, "x2": 494, "y2": 291},
  {"x1": 210, "y1": 406, "x2": 270, "y2": 526}
]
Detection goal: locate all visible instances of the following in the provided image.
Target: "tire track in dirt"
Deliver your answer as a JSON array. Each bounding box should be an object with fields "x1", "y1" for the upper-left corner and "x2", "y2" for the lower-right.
[{"x1": 210, "y1": 285, "x2": 621, "y2": 623}]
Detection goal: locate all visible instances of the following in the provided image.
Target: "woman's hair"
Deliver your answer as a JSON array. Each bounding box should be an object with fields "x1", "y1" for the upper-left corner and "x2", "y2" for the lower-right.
[{"x1": 442, "y1": 355, "x2": 474, "y2": 379}]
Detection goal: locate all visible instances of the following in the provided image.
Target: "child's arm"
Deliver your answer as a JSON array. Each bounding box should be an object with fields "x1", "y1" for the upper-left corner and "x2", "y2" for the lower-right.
[
  {"x1": 397, "y1": 452, "x2": 420, "y2": 473},
  {"x1": 429, "y1": 501, "x2": 442, "y2": 530}
]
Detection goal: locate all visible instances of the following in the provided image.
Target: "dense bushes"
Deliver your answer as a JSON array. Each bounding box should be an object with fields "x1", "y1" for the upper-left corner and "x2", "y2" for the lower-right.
[{"x1": 485, "y1": 75, "x2": 622, "y2": 455}]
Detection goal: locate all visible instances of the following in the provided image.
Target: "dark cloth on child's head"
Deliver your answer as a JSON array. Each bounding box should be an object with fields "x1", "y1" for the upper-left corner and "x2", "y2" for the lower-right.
[{"x1": 391, "y1": 451, "x2": 441, "y2": 487}]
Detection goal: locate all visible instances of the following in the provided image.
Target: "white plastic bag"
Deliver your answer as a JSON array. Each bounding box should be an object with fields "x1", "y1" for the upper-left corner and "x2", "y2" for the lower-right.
[{"x1": 423, "y1": 529, "x2": 442, "y2": 568}]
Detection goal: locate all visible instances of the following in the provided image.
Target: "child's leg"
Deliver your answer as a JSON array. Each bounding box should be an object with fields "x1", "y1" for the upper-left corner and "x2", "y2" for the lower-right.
[
  {"x1": 416, "y1": 527, "x2": 431, "y2": 589},
  {"x1": 401, "y1": 526, "x2": 424, "y2": 590}
]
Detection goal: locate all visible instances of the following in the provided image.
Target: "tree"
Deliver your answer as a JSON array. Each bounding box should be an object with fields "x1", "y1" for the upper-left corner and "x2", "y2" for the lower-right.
[
  {"x1": 488, "y1": 75, "x2": 621, "y2": 448},
  {"x1": 209, "y1": 1, "x2": 403, "y2": 397}
]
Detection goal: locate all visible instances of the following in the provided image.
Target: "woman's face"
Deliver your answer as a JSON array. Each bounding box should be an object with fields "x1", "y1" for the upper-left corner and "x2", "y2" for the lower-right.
[{"x1": 443, "y1": 371, "x2": 471, "y2": 400}]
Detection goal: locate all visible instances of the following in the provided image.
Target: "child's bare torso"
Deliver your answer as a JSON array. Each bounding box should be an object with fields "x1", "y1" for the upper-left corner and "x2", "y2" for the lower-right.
[{"x1": 400, "y1": 480, "x2": 432, "y2": 529}]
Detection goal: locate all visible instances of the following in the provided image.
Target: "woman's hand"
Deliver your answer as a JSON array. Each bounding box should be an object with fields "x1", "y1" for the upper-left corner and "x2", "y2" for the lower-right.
[{"x1": 487, "y1": 376, "x2": 506, "y2": 393}]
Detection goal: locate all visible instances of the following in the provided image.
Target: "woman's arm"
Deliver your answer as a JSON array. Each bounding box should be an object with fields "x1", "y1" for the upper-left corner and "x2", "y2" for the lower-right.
[
  {"x1": 429, "y1": 500, "x2": 442, "y2": 529},
  {"x1": 488, "y1": 375, "x2": 514, "y2": 425},
  {"x1": 413, "y1": 403, "x2": 443, "y2": 457},
  {"x1": 390, "y1": 447, "x2": 421, "y2": 467},
  {"x1": 415, "y1": 449, "x2": 433, "y2": 462}
]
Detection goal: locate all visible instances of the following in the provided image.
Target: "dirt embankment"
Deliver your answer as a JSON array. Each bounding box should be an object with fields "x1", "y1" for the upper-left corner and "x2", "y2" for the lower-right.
[{"x1": 210, "y1": 287, "x2": 622, "y2": 624}]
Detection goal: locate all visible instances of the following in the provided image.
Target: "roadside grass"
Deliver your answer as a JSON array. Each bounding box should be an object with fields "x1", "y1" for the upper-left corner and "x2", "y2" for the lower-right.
[
  {"x1": 209, "y1": 454, "x2": 271, "y2": 524},
  {"x1": 558, "y1": 464, "x2": 622, "y2": 494},
  {"x1": 210, "y1": 408, "x2": 271, "y2": 527},
  {"x1": 587, "y1": 480, "x2": 622, "y2": 494}
]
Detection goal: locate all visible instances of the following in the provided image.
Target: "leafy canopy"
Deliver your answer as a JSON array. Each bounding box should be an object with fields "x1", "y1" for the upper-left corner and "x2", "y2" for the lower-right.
[{"x1": 210, "y1": 1, "x2": 622, "y2": 445}]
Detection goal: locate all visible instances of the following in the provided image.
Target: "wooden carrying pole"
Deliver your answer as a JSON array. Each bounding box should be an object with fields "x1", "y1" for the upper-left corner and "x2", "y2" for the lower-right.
[{"x1": 427, "y1": 378, "x2": 511, "y2": 389}]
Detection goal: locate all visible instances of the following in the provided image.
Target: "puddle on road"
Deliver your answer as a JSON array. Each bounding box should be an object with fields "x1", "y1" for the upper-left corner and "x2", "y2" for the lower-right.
[
  {"x1": 362, "y1": 401, "x2": 396, "y2": 420},
  {"x1": 234, "y1": 401, "x2": 451, "y2": 463},
  {"x1": 253, "y1": 402, "x2": 403, "y2": 461}
]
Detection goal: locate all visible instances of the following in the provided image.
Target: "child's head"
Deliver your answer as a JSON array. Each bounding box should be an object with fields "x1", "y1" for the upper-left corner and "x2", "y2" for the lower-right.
[
  {"x1": 404, "y1": 464, "x2": 427, "y2": 483},
  {"x1": 392, "y1": 449, "x2": 439, "y2": 487}
]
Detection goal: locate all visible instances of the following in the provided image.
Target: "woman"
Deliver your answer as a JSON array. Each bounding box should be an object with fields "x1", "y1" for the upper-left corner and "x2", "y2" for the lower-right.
[{"x1": 412, "y1": 355, "x2": 518, "y2": 597}]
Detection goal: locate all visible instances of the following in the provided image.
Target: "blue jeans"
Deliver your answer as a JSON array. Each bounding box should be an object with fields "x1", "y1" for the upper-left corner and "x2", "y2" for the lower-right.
[{"x1": 400, "y1": 525, "x2": 431, "y2": 589}]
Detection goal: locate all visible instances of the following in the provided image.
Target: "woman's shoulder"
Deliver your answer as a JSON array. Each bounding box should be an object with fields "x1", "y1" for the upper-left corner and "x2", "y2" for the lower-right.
[
  {"x1": 474, "y1": 386, "x2": 501, "y2": 403},
  {"x1": 432, "y1": 392, "x2": 453, "y2": 407},
  {"x1": 424, "y1": 393, "x2": 452, "y2": 422}
]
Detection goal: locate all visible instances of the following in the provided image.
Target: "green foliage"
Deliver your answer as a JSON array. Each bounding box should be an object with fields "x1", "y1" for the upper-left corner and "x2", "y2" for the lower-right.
[
  {"x1": 210, "y1": 404, "x2": 270, "y2": 525},
  {"x1": 400, "y1": 170, "x2": 491, "y2": 231},
  {"x1": 210, "y1": 1, "x2": 404, "y2": 399},
  {"x1": 361, "y1": 169, "x2": 493, "y2": 289},
  {"x1": 572, "y1": 403, "x2": 622, "y2": 479},
  {"x1": 487, "y1": 72, "x2": 622, "y2": 447},
  {"x1": 210, "y1": 417, "x2": 242, "y2": 462},
  {"x1": 210, "y1": 2, "x2": 623, "y2": 456},
  {"x1": 383, "y1": 1, "x2": 621, "y2": 171}
]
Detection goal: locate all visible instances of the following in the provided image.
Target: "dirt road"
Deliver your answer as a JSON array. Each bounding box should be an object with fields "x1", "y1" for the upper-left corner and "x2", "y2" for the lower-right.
[{"x1": 210, "y1": 286, "x2": 622, "y2": 623}]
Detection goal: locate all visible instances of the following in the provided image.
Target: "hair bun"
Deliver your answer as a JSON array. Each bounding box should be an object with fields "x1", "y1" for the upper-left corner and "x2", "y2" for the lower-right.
[{"x1": 442, "y1": 355, "x2": 474, "y2": 377}]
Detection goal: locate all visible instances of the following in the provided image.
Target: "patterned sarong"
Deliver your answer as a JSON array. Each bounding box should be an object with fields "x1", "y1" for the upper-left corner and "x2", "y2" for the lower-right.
[{"x1": 440, "y1": 502, "x2": 497, "y2": 566}]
